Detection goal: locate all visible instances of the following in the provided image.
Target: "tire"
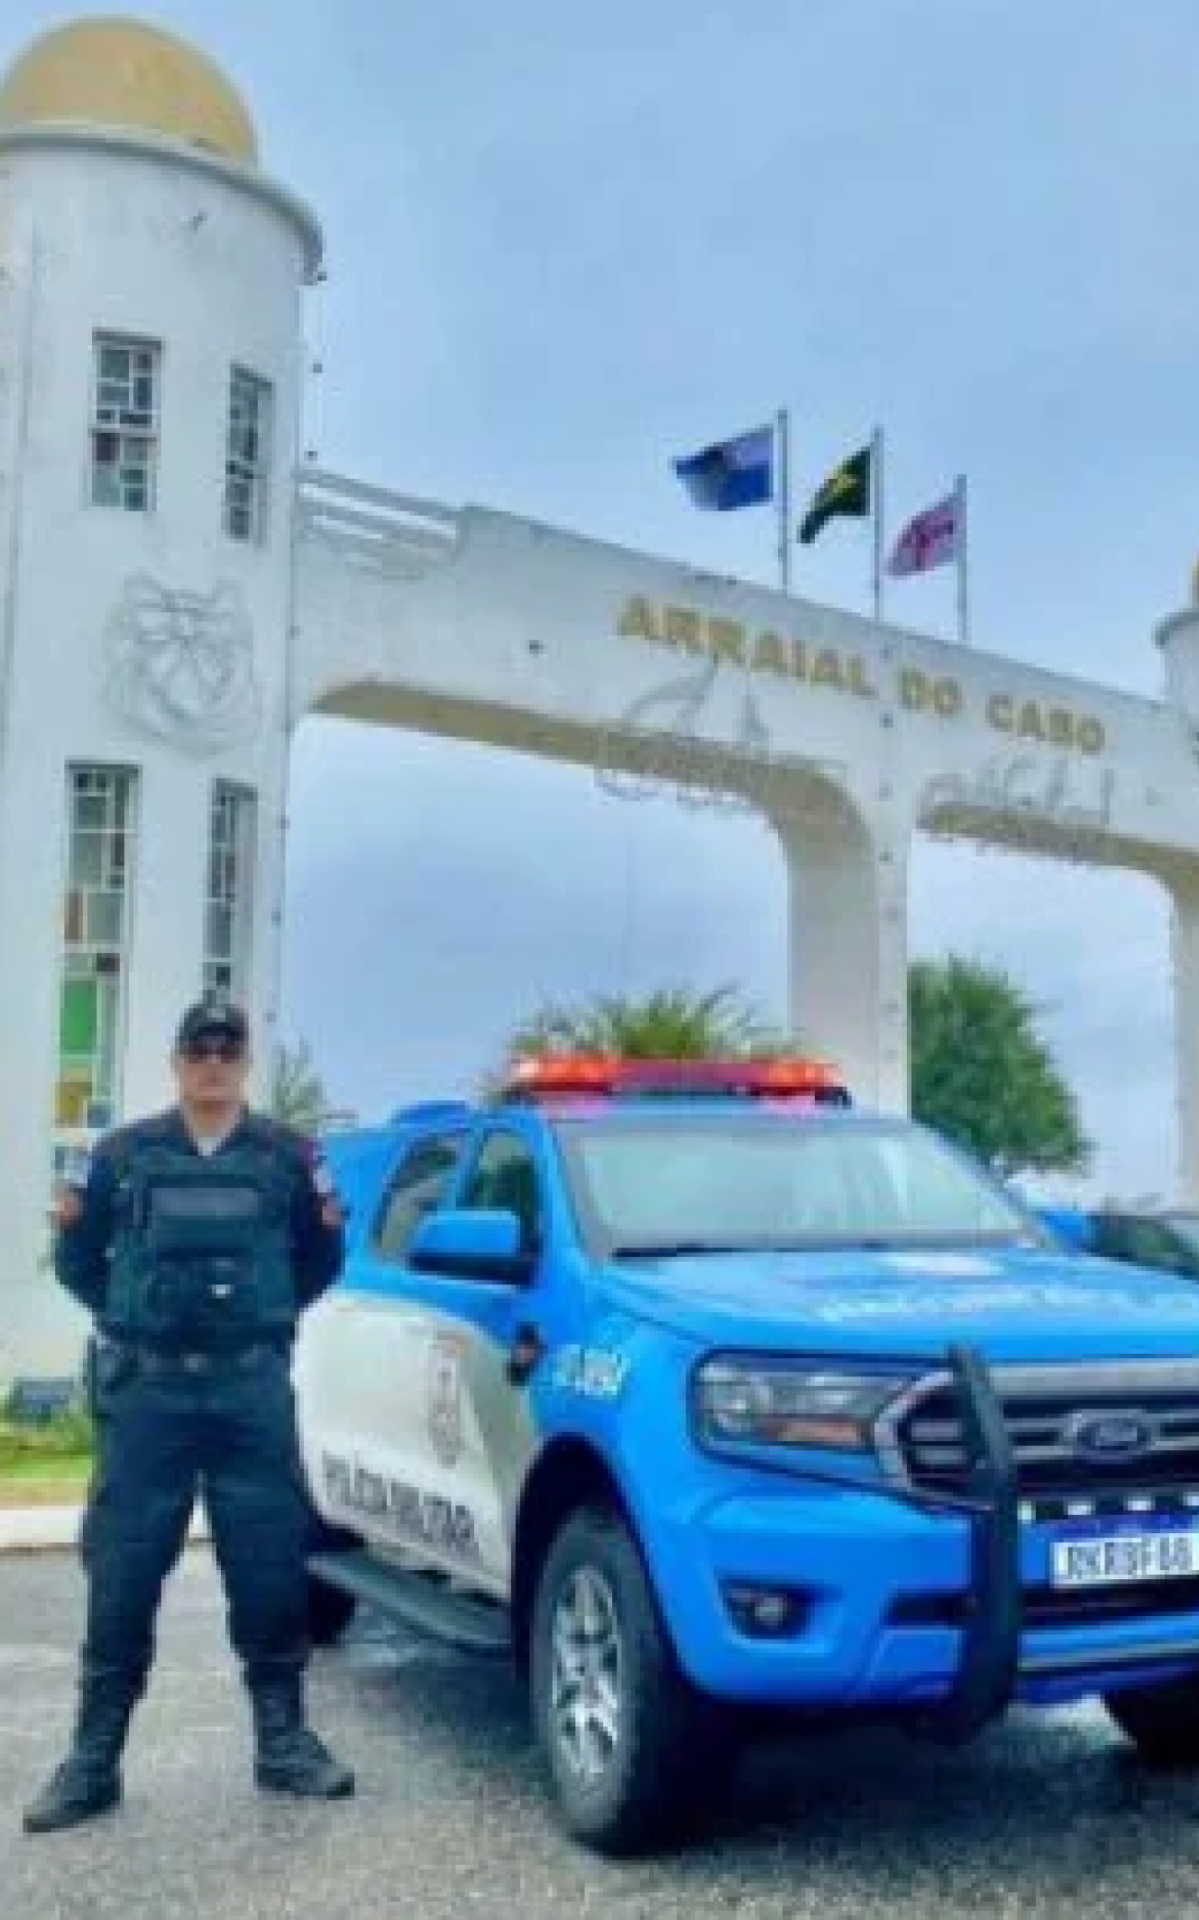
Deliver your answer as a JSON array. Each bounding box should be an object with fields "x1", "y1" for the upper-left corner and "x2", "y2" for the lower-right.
[
  {"x1": 529, "y1": 1503, "x2": 736, "y2": 1856},
  {"x1": 306, "y1": 1570, "x2": 358, "y2": 1647},
  {"x1": 1104, "y1": 1672, "x2": 1199, "y2": 1770}
]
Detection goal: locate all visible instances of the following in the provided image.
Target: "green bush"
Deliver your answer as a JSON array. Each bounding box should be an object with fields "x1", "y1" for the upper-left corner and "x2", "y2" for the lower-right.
[{"x1": 0, "y1": 1397, "x2": 94, "y2": 1466}]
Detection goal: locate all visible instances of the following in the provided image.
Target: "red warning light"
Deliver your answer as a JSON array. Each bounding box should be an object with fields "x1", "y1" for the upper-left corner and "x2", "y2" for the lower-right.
[{"x1": 501, "y1": 1055, "x2": 849, "y2": 1103}]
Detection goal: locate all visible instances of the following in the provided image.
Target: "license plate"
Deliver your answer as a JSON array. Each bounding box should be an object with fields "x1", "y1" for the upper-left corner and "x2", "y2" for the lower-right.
[{"x1": 1050, "y1": 1524, "x2": 1199, "y2": 1589}]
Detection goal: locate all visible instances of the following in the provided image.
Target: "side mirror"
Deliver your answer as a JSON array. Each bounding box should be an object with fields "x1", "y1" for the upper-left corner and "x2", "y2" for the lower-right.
[{"x1": 407, "y1": 1207, "x2": 530, "y2": 1283}]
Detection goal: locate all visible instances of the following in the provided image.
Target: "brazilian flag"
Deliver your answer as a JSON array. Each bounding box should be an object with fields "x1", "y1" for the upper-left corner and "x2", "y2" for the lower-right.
[{"x1": 798, "y1": 445, "x2": 872, "y2": 545}]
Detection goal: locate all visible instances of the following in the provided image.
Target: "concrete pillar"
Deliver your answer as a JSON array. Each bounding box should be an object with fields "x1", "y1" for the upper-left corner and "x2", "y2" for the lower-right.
[
  {"x1": 776, "y1": 797, "x2": 911, "y2": 1113},
  {"x1": 1168, "y1": 871, "x2": 1199, "y2": 1205}
]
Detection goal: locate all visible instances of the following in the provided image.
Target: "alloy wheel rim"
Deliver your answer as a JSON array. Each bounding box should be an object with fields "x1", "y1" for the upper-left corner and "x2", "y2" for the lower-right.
[{"x1": 549, "y1": 1564, "x2": 624, "y2": 1782}]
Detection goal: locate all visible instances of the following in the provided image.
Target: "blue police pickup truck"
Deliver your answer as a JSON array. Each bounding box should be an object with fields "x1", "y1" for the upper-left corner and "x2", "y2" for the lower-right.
[{"x1": 291, "y1": 1056, "x2": 1199, "y2": 1854}]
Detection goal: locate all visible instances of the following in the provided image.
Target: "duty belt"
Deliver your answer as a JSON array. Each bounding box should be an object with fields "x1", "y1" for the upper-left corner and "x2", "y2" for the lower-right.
[{"x1": 124, "y1": 1342, "x2": 282, "y2": 1374}]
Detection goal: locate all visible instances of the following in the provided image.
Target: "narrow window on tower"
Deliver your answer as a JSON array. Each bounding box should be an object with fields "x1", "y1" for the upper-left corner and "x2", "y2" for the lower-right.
[
  {"x1": 224, "y1": 366, "x2": 272, "y2": 543},
  {"x1": 203, "y1": 781, "x2": 257, "y2": 1001},
  {"x1": 54, "y1": 765, "x2": 137, "y2": 1157},
  {"x1": 90, "y1": 334, "x2": 160, "y2": 512}
]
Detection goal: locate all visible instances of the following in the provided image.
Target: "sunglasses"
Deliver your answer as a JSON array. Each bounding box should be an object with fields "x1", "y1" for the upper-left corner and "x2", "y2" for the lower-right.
[{"x1": 181, "y1": 1038, "x2": 245, "y2": 1063}]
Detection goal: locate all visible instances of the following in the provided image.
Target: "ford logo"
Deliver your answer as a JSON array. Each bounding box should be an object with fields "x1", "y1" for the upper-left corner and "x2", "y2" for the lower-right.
[{"x1": 1065, "y1": 1410, "x2": 1156, "y2": 1463}]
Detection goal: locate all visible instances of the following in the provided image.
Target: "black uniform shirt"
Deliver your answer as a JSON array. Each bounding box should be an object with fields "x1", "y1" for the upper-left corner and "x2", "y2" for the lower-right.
[{"x1": 53, "y1": 1108, "x2": 345, "y2": 1325}]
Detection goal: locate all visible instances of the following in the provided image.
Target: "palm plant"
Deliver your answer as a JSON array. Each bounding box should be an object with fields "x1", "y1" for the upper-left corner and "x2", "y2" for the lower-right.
[{"x1": 501, "y1": 984, "x2": 788, "y2": 1071}]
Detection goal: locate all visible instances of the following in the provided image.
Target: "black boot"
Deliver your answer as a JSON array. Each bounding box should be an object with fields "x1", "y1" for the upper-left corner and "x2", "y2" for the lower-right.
[
  {"x1": 251, "y1": 1675, "x2": 354, "y2": 1799},
  {"x1": 23, "y1": 1673, "x2": 136, "y2": 1835}
]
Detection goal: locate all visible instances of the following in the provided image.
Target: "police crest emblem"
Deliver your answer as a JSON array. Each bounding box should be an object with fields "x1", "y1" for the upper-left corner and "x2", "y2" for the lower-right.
[{"x1": 427, "y1": 1333, "x2": 466, "y2": 1466}]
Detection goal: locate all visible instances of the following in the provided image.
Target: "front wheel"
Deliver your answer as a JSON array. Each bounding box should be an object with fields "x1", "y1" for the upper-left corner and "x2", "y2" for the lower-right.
[
  {"x1": 1104, "y1": 1673, "x2": 1199, "y2": 1769},
  {"x1": 529, "y1": 1504, "x2": 736, "y2": 1855}
]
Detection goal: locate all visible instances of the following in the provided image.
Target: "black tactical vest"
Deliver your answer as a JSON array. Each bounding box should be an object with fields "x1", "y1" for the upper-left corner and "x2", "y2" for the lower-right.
[{"x1": 104, "y1": 1120, "x2": 298, "y2": 1349}]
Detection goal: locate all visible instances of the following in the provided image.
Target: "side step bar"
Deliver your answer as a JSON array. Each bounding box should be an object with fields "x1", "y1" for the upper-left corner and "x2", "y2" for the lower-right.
[{"x1": 308, "y1": 1550, "x2": 512, "y2": 1657}]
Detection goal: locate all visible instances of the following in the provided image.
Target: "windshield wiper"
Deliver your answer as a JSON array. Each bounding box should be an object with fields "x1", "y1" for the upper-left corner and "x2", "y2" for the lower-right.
[{"x1": 608, "y1": 1242, "x2": 742, "y2": 1260}]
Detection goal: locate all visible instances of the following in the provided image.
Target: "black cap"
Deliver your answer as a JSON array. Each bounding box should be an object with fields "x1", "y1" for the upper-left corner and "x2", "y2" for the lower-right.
[{"x1": 175, "y1": 996, "x2": 249, "y2": 1053}]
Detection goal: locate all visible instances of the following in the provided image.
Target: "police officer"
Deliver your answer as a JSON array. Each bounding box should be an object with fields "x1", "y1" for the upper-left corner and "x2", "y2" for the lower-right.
[{"x1": 24, "y1": 996, "x2": 354, "y2": 1834}]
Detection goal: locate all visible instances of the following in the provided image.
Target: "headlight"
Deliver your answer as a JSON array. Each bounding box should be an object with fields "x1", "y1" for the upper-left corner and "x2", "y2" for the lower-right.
[{"x1": 691, "y1": 1358, "x2": 911, "y2": 1453}]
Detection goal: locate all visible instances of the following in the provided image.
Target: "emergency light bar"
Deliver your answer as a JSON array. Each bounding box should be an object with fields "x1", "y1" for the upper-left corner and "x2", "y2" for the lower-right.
[{"x1": 500, "y1": 1055, "x2": 850, "y2": 1103}]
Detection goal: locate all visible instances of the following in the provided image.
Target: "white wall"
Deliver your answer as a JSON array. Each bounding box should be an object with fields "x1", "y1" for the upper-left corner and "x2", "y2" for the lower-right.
[{"x1": 0, "y1": 131, "x2": 315, "y2": 1378}]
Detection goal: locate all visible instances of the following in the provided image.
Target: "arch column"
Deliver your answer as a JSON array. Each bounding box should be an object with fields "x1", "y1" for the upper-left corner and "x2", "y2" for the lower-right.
[
  {"x1": 776, "y1": 800, "x2": 911, "y2": 1112},
  {"x1": 1168, "y1": 869, "x2": 1199, "y2": 1204}
]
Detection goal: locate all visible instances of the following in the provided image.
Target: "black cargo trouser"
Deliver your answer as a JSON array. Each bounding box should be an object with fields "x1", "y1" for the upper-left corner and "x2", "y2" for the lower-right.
[{"x1": 80, "y1": 1343, "x2": 310, "y2": 1701}]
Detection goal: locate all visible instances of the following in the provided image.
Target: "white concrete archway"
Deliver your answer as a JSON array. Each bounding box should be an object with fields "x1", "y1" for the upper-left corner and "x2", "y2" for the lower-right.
[{"x1": 290, "y1": 463, "x2": 1199, "y2": 1155}]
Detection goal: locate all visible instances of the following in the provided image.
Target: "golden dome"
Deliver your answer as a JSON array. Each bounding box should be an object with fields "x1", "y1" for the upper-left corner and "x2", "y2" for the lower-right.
[{"x1": 0, "y1": 17, "x2": 258, "y2": 165}]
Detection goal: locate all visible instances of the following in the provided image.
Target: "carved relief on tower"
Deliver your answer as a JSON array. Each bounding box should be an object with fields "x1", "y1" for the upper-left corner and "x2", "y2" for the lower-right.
[{"x1": 102, "y1": 573, "x2": 262, "y2": 753}]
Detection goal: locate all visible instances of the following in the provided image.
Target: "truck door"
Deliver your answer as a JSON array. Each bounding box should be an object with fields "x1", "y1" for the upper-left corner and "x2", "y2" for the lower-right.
[
  {"x1": 296, "y1": 1124, "x2": 470, "y2": 1551},
  {"x1": 403, "y1": 1123, "x2": 552, "y2": 1596}
]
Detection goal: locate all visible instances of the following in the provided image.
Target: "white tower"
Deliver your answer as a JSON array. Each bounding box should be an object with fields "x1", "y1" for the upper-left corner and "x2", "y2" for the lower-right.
[{"x1": 0, "y1": 18, "x2": 321, "y2": 1379}]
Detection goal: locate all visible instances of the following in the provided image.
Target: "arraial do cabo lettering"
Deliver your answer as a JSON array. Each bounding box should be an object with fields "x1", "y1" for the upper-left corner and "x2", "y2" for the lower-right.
[
  {"x1": 617, "y1": 596, "x2": 878, "y2": 700},
  {"x1": 615, "y1": 597, "x2": 1109, "y2": 757}
]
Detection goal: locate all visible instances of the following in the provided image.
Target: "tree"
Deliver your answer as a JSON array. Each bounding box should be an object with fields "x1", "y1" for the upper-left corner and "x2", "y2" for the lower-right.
[
  {"x1": 501, "y1": 984, "x2": 786, "y2": 1070},
  {"x1": 908, "y1": 956, "x2": 1091, "y2": 1180},
  {"x1": 268, "y1": 1040, "x2": 354, "y2": 1133}
]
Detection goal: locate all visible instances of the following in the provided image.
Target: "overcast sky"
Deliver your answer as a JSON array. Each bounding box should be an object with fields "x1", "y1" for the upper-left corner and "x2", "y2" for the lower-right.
[{"x1": 8, "y1": 0, "x2": 1199, "y2": 1199}]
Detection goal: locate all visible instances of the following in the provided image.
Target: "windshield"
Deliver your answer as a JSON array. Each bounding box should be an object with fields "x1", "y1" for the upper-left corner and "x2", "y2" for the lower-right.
[{"x1": 553, "y1": 1113, "x2": 1037, "y2": 1255}]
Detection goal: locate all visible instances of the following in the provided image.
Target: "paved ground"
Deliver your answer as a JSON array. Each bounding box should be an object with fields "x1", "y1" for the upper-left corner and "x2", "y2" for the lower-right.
[
  {"x1": 0, "y1": 1505, "x2": 208, "y2": 1551},
  {"x1": 4, "y1": 1549, "x2": 1199, "y2": 1919}
]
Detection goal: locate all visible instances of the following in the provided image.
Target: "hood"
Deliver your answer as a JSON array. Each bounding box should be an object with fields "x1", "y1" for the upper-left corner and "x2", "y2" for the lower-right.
[{"x1": 596, "y1": 1244, "x2": 1199, "y2": 1363}]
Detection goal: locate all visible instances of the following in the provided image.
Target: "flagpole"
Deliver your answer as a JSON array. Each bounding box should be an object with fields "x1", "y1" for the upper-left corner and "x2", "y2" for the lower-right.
[
  {"x1": 871, "y1": 424, "x2": 885, "y2": 623},
  {"x1": 955, "y1": 472, "x2": 969, "y2": 646},
  {"x1": 776, "y1": 407, "x2": 790, "y2": 593}
]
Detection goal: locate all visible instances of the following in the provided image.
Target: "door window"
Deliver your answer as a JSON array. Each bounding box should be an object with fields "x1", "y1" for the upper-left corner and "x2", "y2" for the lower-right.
[
  {"x1": 459, "y1": 1130, "x2": 544, "y2": 1256},
  {"x1": 372, "y1": 1133, "x2": 466, "y2": 1261}
]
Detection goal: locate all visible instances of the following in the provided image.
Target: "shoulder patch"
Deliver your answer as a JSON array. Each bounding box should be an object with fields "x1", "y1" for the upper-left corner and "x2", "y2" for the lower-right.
[
  {"x1": 311, "y1": 1161, "x2": 336, "y2": 1201},
  {"x1": 51, "y1": 1188, "x2": 84, "y2": 1227},
  {"x1": 300, "y1": 1137, "x2": 344, "y2": 1222},
  {"x1": 303, "y1": 1138, "x2": 337, "y2": 1198}
]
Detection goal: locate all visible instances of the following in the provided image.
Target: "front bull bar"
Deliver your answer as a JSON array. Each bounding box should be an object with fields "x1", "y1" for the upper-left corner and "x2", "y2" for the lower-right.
[
  {"x1": 721, "y1": 1341, "x2": 1022, "y2": 1742},
  {"x1": 905, "y1": 1342, "x2": 1021, "y2": 1743}
]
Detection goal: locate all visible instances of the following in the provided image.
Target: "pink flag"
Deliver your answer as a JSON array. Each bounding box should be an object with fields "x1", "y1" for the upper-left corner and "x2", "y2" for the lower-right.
[{"x1": 888, "y1": 490, "x2": 961, "y2": 577}]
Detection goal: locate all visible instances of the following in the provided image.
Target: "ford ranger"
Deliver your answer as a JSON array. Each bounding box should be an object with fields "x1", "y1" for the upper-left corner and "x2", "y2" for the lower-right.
[{"x1": 292, "y1": 1057, "x2": 1199, "y2": 1854}]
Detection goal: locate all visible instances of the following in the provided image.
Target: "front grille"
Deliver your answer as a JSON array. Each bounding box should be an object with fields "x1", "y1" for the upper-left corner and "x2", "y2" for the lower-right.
[
  {"x1": 889, "y1": 1580, "x2": 1199, "y2": 1631},
  {"x1": 1020, "y1": 1580, "x2": 1199, "y2": 1627},
  {"x1": 883, "y1": 1360, "x2": 1199, "y2": 1501}
]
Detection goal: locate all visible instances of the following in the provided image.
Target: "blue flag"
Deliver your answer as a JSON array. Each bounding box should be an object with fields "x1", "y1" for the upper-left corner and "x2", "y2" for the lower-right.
[{"x1": 673, "y1": 423, "x2": 774, "y2": 511}]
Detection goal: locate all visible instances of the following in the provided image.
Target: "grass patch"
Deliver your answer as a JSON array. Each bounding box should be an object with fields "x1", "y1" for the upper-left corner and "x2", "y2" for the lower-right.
[
  {"x1": 0, "y1": 1455, "x2": 92, "y2": 1507},
  {"x1": 1, "y1": 1454, "x2": 92, "y2": 1482}
]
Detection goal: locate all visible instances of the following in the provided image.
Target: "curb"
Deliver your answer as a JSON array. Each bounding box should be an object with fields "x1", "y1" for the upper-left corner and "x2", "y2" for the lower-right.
[{"x1": 0, "y1": 1508, "x2": 210, "y2": 1557}]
